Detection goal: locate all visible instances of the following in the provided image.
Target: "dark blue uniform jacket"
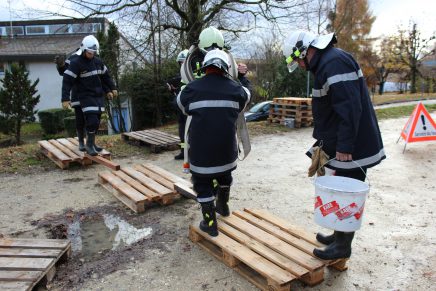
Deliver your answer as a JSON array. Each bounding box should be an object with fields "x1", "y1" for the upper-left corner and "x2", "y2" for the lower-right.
[
  {"x1": 177, "y1": 73, "x2": 250, "y2": 177},
  {"x1": 62, "y1": 54, "x2": 115, "y2": 114},
  {"x1": 307, "y1": 46, "x2": 386, "y2": 171}
]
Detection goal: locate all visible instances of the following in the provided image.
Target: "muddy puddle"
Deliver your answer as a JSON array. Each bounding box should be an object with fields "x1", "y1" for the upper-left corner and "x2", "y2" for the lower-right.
[{"x1": 68, "y1": 214, "x2": 153, "y2": 260}]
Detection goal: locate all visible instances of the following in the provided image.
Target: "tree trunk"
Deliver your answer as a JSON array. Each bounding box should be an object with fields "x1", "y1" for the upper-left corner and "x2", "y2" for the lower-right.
[
  {"x1": 15, "y1": 119, "x2": 21, "y2": 145},
  {"x1": 378, "y1": 81, "x2": 385, "y2": 95}
]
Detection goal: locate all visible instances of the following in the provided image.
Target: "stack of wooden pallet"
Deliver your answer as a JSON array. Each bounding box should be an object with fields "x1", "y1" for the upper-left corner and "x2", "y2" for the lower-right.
[
  {"x1": 98, "y1": 163, "x2": 196, "y2": 213},
  {"x1": 0, "y1": 238, "x2": 71, "y2": 290},
  {"x1": 267, "y1": 97, "x2": 313, "y2": 128},
  {"x1": 121, "y1": 129, "x2": 180, "y2": 153},
  {"x1": 190, "y1": 208, "x2": 348, "y2": 291},
  {"x1": 38, "y1": 138, "x2": 119, "y2": 170}
]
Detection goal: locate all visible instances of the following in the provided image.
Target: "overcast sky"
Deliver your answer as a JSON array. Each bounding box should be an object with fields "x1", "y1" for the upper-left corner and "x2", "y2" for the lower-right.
[{"x1": 1, "y1": 0, "x2": 435, "y2": 39}]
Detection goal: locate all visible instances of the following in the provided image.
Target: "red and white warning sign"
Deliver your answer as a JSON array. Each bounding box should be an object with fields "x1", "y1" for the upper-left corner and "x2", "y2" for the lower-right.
[{"x1": 398, "y1": 102, "x2": 436, "y2": 152}]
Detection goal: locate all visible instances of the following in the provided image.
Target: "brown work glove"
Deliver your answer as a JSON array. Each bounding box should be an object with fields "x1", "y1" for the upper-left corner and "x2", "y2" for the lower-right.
[
  {"x1": 308, "y1": 146, "x2": 329, "y2": 177},
  {"x1": 106, "y1": 92, "x2": 114, "y2": 100},
  {"x1": 62, "y1": 101, "x2": 71, "y2": 109}
]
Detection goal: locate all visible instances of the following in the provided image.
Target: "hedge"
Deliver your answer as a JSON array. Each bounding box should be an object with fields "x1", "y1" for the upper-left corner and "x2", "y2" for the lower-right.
[
  {"x1": 63, "y1": 116, "x2": 77, "y2": 137},
  {"x1": 38, "y1": 108, "x2": 73, "y2": 134}
]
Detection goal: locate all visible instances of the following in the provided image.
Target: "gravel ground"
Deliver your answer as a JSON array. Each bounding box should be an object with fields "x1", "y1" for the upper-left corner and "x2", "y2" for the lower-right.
[{"x1": 1, "y1": 115, "x2": 435, "y2": 291}]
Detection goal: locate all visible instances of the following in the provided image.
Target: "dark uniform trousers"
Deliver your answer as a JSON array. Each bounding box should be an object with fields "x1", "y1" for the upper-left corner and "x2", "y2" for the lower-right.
[{"x1": 192, "y1": 174, "x2": 233, "y2": 202}]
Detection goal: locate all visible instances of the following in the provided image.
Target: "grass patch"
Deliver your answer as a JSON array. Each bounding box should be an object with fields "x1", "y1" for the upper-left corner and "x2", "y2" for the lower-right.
[
  {"x1": 371, "y1": 93, "x2": 436, "y2": 105},
  {"x1": 375, "y1": 104, "x2": 436, "y2": 120}
]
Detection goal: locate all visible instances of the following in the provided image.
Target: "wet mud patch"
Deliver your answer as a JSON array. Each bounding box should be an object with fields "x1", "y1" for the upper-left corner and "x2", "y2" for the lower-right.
[{"x1": 30, "y1": 202, "x2": 192, "y2": 290}]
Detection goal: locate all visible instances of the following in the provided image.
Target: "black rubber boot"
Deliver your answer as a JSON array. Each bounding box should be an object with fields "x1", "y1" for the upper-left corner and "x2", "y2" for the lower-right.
[
  {"x1": 316, "y1": 231, "x2": 336, "y2": 245},
  {"x1": 174, "y1": 151, "x2": 184, "y2": 160},
  {"x1": 313, "y1": 231, "x2": 354, "y2": 260},
  {"x1": 93, "y1": 138, "x2": 103, "y2": 152},
  {"x1": 85, "y1": 132, "x2": 98, "y2": 156},
  {"x1": 77, "y1": 129, "x2": 86, "y2": 152},
  {"x1": 199, "y1": 201, "x2": 218, "y2": 237},
  {"x1": 216, "y1": 186, "x2": 230, "y2": 217}
]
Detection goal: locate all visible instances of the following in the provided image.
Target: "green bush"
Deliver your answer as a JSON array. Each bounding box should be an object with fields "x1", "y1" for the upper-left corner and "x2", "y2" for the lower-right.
[
  {"x1": 38, "y1": 108, "x2": 73, "y2": 134},
  {"x1": 63, "y1": 116, "x2": 76, "y2": 137}
]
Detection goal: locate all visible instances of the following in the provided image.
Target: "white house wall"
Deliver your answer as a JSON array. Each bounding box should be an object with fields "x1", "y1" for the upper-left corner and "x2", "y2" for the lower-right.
[{"x1": 27, "y1": 61, "x2": 62, "y2": 114}]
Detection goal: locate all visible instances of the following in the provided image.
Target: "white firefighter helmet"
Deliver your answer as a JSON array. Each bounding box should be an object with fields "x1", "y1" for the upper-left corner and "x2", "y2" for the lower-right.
[
  {"x1": 201, "y1": 49, "x2": 230, "y2": 73},
  {"x1": 80, "y1": 35, "x2": 100, "y2": 54},
  {"x1": 176, "y1": 49, "x2": 189, "y2": 63},
  {"x1": 283, "y1": 30, "x2": 336, "y2": 73},
  {"x1": 198, "y1": 27, "x2": 224, "y2": 52}
]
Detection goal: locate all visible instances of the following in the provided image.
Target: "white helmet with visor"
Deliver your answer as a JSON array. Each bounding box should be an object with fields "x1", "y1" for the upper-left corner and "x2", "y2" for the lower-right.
[{"x1": 283, "y1": 30, "x2": 336, "y2": 73}]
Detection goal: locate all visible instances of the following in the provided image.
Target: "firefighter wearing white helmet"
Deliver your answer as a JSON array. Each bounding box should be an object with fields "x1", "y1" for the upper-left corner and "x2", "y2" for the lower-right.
[
  {"x1": 62, "y1": 35, "x2": 117, "y2": 156},
  {"x1": 282, "y1": 30, "x2": 385, "y2": 261},
  {"x1": 80, "y1": 35, "x2": 100, "y2": 55},
  {"x1": 177, "y1": 48, "x2": 250, "y2": 237}
]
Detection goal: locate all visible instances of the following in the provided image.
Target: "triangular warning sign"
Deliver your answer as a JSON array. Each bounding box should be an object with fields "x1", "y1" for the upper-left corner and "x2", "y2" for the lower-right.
[{"x1": 400, "y1": 102, "x2": 436, "y2": 143}]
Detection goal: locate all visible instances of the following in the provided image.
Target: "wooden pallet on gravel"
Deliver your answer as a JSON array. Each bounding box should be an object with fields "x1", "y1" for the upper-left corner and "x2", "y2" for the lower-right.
[
  {"x1": 121, "y1": 129, "x2": 180, "y2": 153},
  {"x1": 0, "y1": 238, "x2": 71, "y2": 291},
  {"x1": 189, "y1": 208, "x2": 348, "y2": 291},
  {"x1": 38, "y1": 138, "x2": 118, "y2": 170},
  {"x1": 268, "y1": 97, "x2": 313, "y2": 128},
  {"x1": 98, "y1": 163, "x2": 195, "y2": 213}
]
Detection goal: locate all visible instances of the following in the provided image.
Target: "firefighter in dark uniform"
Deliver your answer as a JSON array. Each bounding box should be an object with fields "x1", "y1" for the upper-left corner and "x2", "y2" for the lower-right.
[
  {"x1": 61, "y1": 35, "x2": 117, "y2": 156},
  {"x1": 177, "y1": 49, "x2": 250, "y2": 237},
  {"x1": 283, "y1": 30, "x2": 386, "y2": 260},
  {"x1": 167, "y1": 49, "x2": 188, "y2": 160}
]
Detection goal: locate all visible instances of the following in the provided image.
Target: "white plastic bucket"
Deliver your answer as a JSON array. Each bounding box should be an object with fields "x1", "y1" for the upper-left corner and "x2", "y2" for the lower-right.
[{"x1": 314, "y1": 176, "x2": 369, "y2": 232}]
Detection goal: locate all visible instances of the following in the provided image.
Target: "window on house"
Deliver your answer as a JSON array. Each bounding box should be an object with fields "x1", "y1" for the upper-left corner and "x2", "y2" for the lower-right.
[
  {"x1": 49, "y1": 24, "x2": 69, "y2": 34},
  {"x1": 5, "y1": 26, "x2": 24, "y2": 36},
  {"x1": 26, "y1": 25, "x2": 46, "y2": 35},
  {"x1": 72, "y1": 23, "x2": 94, "y2": 33}
]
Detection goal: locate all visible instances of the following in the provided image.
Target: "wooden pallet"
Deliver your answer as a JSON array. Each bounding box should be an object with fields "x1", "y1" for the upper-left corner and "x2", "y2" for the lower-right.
[
  {"x1": 122, "y1": 129, "x2": 180, "y2": 153},
  {"x1": 0, "y1": 238, "x2": 71, "y2": 291},
  {"x1": 189, "y1": 209, "x2": 348, "y2": 291},
  {"x1": 38, "y1": 138, "x2": 119, "y2": 170},
  {"x1": 268, "y1": 98, "x2": 313, "y2": 128},
  {"x1": 98, "y1": 163, "x2": 196, "y2": 213}
]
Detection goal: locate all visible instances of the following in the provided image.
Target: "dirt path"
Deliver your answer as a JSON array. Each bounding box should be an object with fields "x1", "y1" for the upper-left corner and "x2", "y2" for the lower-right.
[{"x1": 1, "y1": 116, "x2": 435, "y2": 290}]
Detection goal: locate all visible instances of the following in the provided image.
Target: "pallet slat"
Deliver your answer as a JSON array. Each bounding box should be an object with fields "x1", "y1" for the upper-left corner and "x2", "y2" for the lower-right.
[
  {"x1": 0, "y1": 249, "x2": 60, "y2": 258},
  {"x1": 0, "y1": 270, "x2": 41, "y2": 282},
  {"x1": 0, "y1": 239, "x2": 69, "y2": 249},
  {"x1": 0, "y1": 258, "x2": 52, "y2": 271}
]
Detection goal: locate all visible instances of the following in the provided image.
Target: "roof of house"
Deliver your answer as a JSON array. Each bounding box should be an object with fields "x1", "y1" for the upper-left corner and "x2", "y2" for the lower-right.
[{"x1": 0, "y1": 34, "x2": 83, "y2": 61}]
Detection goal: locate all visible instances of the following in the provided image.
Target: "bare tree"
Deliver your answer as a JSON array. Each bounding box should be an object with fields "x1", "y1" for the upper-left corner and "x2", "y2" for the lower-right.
[{"x1": 393, "y1": 22, "x2": 435, "y2": 93}]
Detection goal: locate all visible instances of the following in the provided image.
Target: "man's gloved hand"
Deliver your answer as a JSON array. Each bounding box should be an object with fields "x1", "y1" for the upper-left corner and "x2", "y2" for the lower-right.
[
  {"x1": 62, "y1": 101, "x2": 71, "y2": 109},
  {"x1": 54, "y1": 55, "x2": 66, "y2": 68},
  {"x1": 238, "y1": 63, "x2": 248, "y2": 76},
  {"x1": 112, "y1": 90, "x2": 118, "y2": 98},
  {"x1": 107, "y1": 92, "x2": 114, "y2": 100}
]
